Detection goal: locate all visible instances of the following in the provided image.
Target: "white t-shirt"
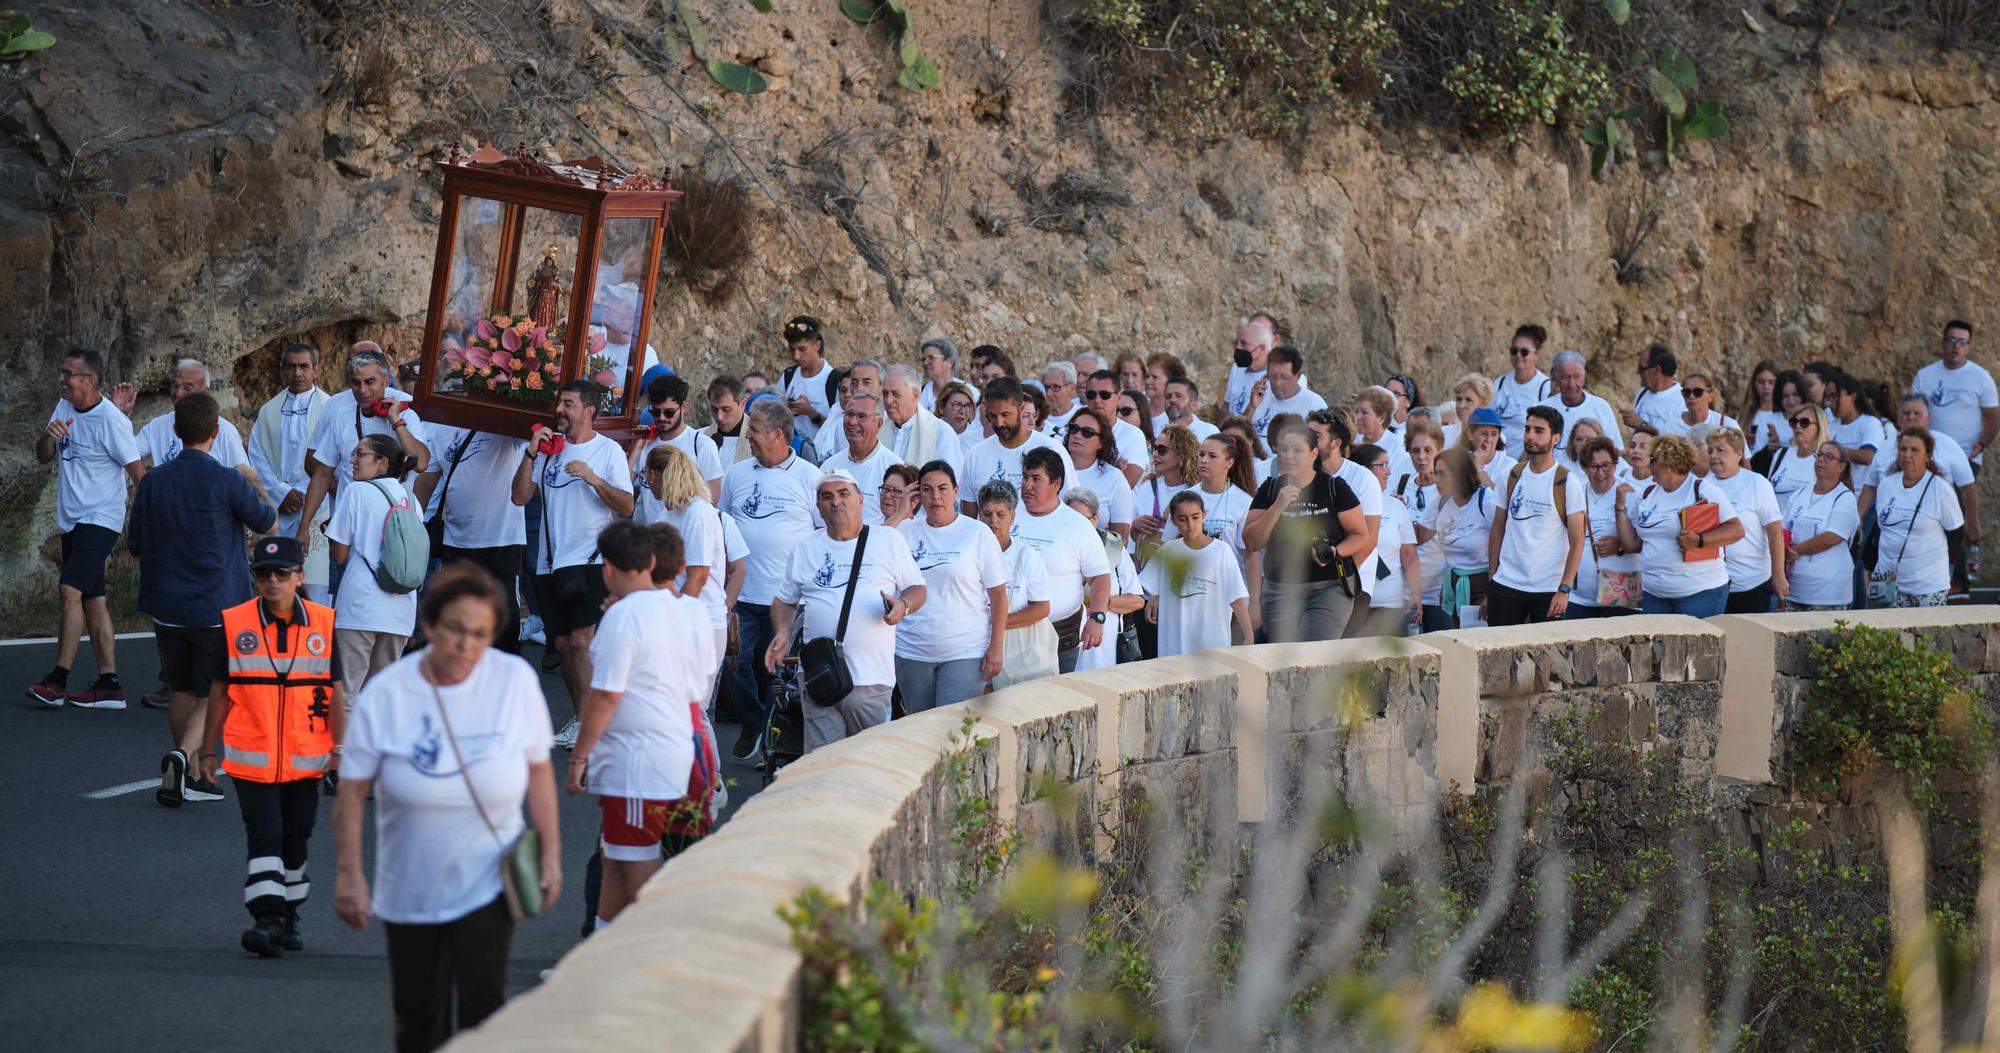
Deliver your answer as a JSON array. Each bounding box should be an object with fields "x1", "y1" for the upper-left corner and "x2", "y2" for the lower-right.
[
  {"x1": 48, "y1": 397, "x2": 141, "y2": 532},
  {"x1": 1863, "y1": 430, "x2": 1974, "y2": 490},
  {"x1": 1629, "y1": 475, "x2": 1737, "y2": 598},
  {"x1": 1225, "y1": 364, "x2": 1266, "y2": 417},
  {"x1": 634, "y1": 427, "x2": 723, "y2": 484},
  {"x1": 1331, "y1": 457, "x2": 1385, "y2": 591},
  {"x1": 1710, "y1": 469, "x2": 1782, "y2": 591},
  {"x1": 822, "y1": 441, "x2": 901, "y2": 525},
  {"x1": 1369, "y1": 497, "x2": 1416, "y2": 610},
  {"x1": 1572, "y1": 483, "x2": 1638, "y2": 608},
  {"x1": 530, "y1": 434, "x2": 632, "y2": 574},
  {"x1": 1631, "y1": 383, "x2": 1685, "y2": 436},
  {"x1": 1749, "y1": 409, "x2": 1791, "y2": 451},
  {"x1": 1491, "y1": 461, "x2": 1587, "y2": 594},
  {"x1": 1783, "y1": 484, "x2": 1860, "y2": 607},
  {"x1": 422, "y1": 427, "x2": 528, "y2": 549},
  {"x1": 1150, "y1": 411, "x2": 1169, "y2": 435},
  {"x1": 1437, "y1": 490, "x2": 1495, "y2": 572},
  {"x1": 325, "y1": 476, "x2": 420, "y2": 635},
  {"x1": 588, "y1": 588, "x2": 714, "y2": 800},
  {"x1": 341, "y1": 650, "x2": 552, "y2": 925},
  {"x1": 1534, "y1": 392, "x2": 1625, "y2": 454},
  {"x1": 1251, "y1": 385, "x2": 1329, "y2": 443},
  {"x1": 310, "y1": 389, "x2": 429, "y2": 489},
  {"x1": 1394, "y1": 475, "x2": 1446, "y2": 604},
  {"x1": 720, "y1": 454, "x2": 824, "y2": 605},
  {"x1": 776, "y1": 526, "x2": 923, "y2": 687},
  {"x1": 1010, "y1": 504, "x2": 1111, "y2": 621},
  {"x1": 1873, "y1": 470, "x2": 1964, "y2": 596},
  {"x1": 1168, "y1": 416, "x2": 1219, "y2": 442},
  {"x1": 1162, "y1": 483, "x2": 1255, "y2": 562},
  {"x1": 647, "y1": 497, "x2": 730, "y2": 632},
  {"x1": 1140, "y1": 538, "x2": 1247, "y2": 657},
  {"x1": 784, "y1": 363, "x2": 837, "y2": 444},
  {"x1": 1491, "y1": 370, "x2": 1550, "y2": 452},
  {"x1": 957, "y1": 432, "x2": 1076, "y2": 508},
  {"x1": 1112, "y1": 419, "x2": 1151, "y2": 469},
  {"x1": 1914, "y1": 359, "x2": 1998, "y2": 462},
  {"x1": 1068, "y1": 459, "x2": 1135, "y2": 530},
  {"x1": 1830, "y1": 414, "x2": 1887, "y2": 460},
  {"x1": 1042, "y1": 404, "x2": 1080, "y2": 436},
  {"x1": 1766, "y1": 445, "x2": 1819, "y2": 509},
  {"x1": 1077, "y1": 548, "x2": 1137, "y2": 671},
  {"x1": 1001, "y1": 537, "x2": 1049, "y2": 615},
  {"x1": 896, "y1": 514, "x2": 1008, "y2": 663},
  {"x1": 136, "y1": 412, "x2": 248, "y2": 470},
  {"x1": 1658, "y1": 409, "x2": 1740, "y2": 439}
]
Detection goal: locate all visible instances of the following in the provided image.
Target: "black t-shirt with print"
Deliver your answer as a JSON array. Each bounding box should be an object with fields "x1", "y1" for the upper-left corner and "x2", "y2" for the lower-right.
[{"x1": 1249, "y1": 471, "x2": 1359, "y2": 583}]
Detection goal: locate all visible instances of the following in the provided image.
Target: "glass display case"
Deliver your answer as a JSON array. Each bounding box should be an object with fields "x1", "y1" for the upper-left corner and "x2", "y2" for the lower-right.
[{"x1": 413, "y1": 142, "x2": 679, "y2": 438}]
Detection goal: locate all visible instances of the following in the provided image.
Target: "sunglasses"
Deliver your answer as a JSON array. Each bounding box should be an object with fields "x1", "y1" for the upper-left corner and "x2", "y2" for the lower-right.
[
  {"x1": 1790, "y1": 416, "x2": 1815, "y2": 429},
  {"x1": 1509, "y1": 348, "x2": 1534, "y2": 358},
  {"x1": 1067, "y1": 425, "x2": 1100, "y2": 439},
  {"x1": 1946, "y1": 336, "x2": 1970, "y2": 347},
  {"x1": 253, "y1": 566, "x2": 297, "y2": 580},
  {"x1": 1117, "y1": 406, "x2": 1138, "y2": 417},
  {"x1": 1152, "y1": 444, "x2": 1170, "y2": 454},
  {"x1": 1085, "y1": 390, "x2": 1117, "y2": 401},
  {"x1": 1682, "y1": 387, "x2": 1708, "y2": 398},
  {"x1": 58, "y1": 368, "x2": 98, "y2": 381}
]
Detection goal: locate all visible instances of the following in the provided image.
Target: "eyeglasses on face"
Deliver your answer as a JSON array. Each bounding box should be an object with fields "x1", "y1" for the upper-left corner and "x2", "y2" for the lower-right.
[
  {"x1": 59, "y1": 368, "x2": 98, "y2": 381},
  {"x1": 1585, "y1": 460, "x2": 1617, "y2": 472},
  {"x1": 1946, "y1": 336, "x2": 1971, "y2": 347},
  {"x1": 1815, "y1": 450, "x2": 1844, "y2": 462}
]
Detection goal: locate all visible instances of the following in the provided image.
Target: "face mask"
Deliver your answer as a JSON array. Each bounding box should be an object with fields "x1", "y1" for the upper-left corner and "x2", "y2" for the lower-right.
[{"x1": 1233, "y1": 348, "x2": 1253, "y2": 368}]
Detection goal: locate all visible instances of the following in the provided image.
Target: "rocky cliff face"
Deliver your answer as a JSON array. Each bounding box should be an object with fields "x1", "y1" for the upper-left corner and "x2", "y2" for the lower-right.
[{"x1": 1, "y1": 0, "x2": 1996, "y2": 623}]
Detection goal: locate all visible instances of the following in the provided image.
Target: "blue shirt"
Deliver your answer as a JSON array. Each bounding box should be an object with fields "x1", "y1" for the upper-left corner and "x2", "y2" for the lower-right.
[{"x1": 128, "y1": 448, "x2": 276, "y2": 627}]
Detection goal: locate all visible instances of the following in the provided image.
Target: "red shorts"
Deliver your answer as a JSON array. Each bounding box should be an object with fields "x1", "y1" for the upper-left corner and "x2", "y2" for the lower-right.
[{"x1": 598, "y1": 704, "x2": 719, "y2": 862}]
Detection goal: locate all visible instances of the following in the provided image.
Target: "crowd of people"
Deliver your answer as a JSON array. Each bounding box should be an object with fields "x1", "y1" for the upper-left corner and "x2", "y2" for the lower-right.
[{"x1": 28, "y1": 313, "x2": 1993, "y2": 1050}]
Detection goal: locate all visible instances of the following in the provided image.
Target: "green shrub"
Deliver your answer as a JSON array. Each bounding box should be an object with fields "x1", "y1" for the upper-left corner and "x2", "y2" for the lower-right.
[
  {"x1": 1440, "y1": 3, "x2": 1612, "y2": 141},
  {"x1": 1792, "y1": 622, "x2": 1992, "y2": 810}
]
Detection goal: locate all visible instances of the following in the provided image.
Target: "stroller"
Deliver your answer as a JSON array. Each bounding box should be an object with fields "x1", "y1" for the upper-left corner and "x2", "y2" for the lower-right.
[{"x1": 755, "y1": 650, "x2": 807, "y2": 787}]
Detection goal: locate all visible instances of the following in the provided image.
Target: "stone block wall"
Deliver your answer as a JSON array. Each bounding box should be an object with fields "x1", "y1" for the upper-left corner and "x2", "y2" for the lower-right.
[{"x1": 446, "y1": 609, "x2": 2000, "y2": 1053}]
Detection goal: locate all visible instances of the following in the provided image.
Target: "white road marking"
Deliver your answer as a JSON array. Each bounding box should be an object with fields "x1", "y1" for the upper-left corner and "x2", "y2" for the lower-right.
[
  {"x1": 83, "y1": 779, "x2": 159, "y2": 800},
  {"x1": 0, "y1": 631, "x2": 154, "y2": 648}
]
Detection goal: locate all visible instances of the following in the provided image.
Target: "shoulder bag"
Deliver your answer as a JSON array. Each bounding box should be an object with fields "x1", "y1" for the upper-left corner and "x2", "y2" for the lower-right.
[
  {"x1": 799, "y1": 528, "x2": 869, "y2": 707},
  {"x1": 429, "y1": 677, "x2": 543, "y2": 921},
  {"x1": 1583, "y1": 487, "x2": 1640, "y2": 608},
  {"x1": 1867, "y1": 473, "x2": 1934, "y2": 606}
]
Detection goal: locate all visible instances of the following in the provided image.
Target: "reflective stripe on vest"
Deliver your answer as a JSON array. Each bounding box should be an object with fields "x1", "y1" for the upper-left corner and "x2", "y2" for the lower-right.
[
  {"x1": 290, "y1": 752, "x2": 331, "y2": 773},
  {"x1": 225, "y1": 744, "x2": 272, "y2": 769},
  {"x1": 227, "y1": 654, "x2": 333, "y2": 677}
]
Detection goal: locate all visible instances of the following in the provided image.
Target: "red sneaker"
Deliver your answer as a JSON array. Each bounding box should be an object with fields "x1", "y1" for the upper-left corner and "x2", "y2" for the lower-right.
[
  {"x1": 25, "y1": 680, "x2": 66, "y2": 707},
  {"x1": 65, "y1": 684, "x2": 127, "y2": 710}
]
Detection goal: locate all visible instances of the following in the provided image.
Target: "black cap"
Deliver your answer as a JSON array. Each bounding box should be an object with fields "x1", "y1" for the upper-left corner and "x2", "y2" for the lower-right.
[
  {"x1": 783, "y1": 315, "x2": 822, "y2": 342},
  {"x1": 250, "y1": 535, "x2": 305, "y2": 570}
]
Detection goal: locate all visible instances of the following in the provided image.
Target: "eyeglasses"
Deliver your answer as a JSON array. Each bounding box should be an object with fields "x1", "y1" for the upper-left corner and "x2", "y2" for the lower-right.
[
  {"x1": 431, "y1": 619, "x2": 496, "y2": 644},
  {"x1": 1067, "y1": 425, "x2": 1100, "y2": 439},
  {"x1": 1585, "y1": 461, "x2": 1617, "y2": 472},
  {"x1": 1683, "y1": 387, "x2": 1708, "y2": 398},
  {"x1": 1085, "y1": 390, "x2": 1117, "y2": 401},
  {"x1": 58, "y1": 369, "x2": 98, "y2": 382},
  {"x1": 1946, "y1": 336, "x2": 1971, "y2": 347},
  {"x1": 1814, "y1": 450, "x2": 1844, "y2": 462},
  {"x1": 1790, "y1": 416, "x2": 1815, "y2": 429}
]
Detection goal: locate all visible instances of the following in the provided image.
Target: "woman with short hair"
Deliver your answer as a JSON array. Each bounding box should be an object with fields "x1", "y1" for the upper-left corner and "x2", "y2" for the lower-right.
[
  {"x1": 1782, "y1": 443, "x2": 1861, "y2": 611},
  {"x1": 1568, "y1": 436, "x2": 1639, "y2": 618},
  {"x1": 1243, "y1": 422, "x2": 1368, "y2": 642},
  {"x1": 1614, "y1": 433, "x2": 1745, "y2": 617},
  {"x1": 896, "y1": 462, "x2": 1008, "y2": 712},
  {"x1": 333, "y1": 564, "x2": 561, "y2": 1053},
  {"x1": 1063, "y1": 488, "x2": 1144, "y2": 669},
  {"x1": 1444, "y1": 373, "x2": 1493, "y2": 448},
  {"x1": 326, "y1": 434, "x2": 419, "y2": 699},
  {"x1": 1429, "y1": 447, "x2": 1494, "y2": 629},
  {"x1": 1705, "y1": 427, "x2": 1787, "y2": 613},
  {"x1": 877, "y1": 463, "x2": 919, "y2": 528},
  {"x1": 1063, "y1": 405, "x2": 1135, "y2": 542},
  {"x1": 1871, "y1": 427, "x2": 1965, "y2": 608},
  {"x1": 978, "y1": 481, "x2": 1057, "y2": 689},
  {"x1": 938, "y1": 381, "x2": 980, "y2": 459}
]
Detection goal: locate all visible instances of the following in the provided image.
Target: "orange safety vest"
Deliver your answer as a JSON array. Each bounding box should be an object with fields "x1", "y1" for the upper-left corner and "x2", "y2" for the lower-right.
[{"x1": 219, "y1": 597, "x2": 338, "y2": 784}]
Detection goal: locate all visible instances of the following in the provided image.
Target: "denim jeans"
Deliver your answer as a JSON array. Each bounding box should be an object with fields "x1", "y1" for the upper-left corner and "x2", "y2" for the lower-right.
[
  {"x1": 894, "y1": 656, "x2": 986, "y2": 714},
  {"x1": 1640, "y1": 584, "x2": 1730, "y2": 618},
  {"x1": 731, "y1": 602, "x2": 775, "y2": 724}
]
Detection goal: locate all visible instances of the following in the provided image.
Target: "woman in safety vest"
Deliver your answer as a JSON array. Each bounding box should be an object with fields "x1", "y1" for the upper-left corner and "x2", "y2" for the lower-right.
[{"x1": 199, "y1": 535, "x2": 344, "y2": 958}]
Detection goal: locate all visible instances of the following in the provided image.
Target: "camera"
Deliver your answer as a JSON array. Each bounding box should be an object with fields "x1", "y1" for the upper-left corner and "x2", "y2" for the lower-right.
[{"x1": 1310, "y1": 537, "x2": 1337, "y2": 568}]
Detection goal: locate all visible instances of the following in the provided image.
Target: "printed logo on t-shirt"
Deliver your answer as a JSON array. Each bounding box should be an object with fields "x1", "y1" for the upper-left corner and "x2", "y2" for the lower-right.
[
  {"x1": 734, "y1": 481, "x2": 801, "y2": 520},
  {"x1": 1507, "y1": 486, "x2": 1553, "y2": 522},
  {"x1": 541, "y1": 456, "x2": 589, "y2": 490},
  {"x1": 910, "y1": 537, "x2": 958, "y2": 571},
  {"x1": 1878, "y1": 492, "x2": 1918, "y2": 528},
  {"x1": 1171, "y1": 569, "x2": 1223, "y2": 599}
]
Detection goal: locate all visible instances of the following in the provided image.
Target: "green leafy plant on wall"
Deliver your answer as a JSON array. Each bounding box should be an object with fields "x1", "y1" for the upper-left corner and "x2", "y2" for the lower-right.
[
  {"x1": 1647, "y1": 50, "x2": 1728, "y2": 160},
  {"x1": 1, "y1": 10, "x2": 56, "y2": 57},
  {"x1": 841, "y1": 0, "x2": 940, "y2": 92},
  {"x1": 675, "y1": 2, "x2": 770, "y2": 94}
]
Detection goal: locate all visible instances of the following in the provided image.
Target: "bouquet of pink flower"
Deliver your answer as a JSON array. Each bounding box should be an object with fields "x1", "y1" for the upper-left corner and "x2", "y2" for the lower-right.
[{"x1": 440, "y1": 313, "x2": 564, "y2": 403}]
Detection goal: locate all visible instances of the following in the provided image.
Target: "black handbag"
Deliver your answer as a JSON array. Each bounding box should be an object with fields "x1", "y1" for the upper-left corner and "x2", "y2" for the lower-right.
[{"x1": 799, "y1": 527, "x2": 869, "y2": 708}]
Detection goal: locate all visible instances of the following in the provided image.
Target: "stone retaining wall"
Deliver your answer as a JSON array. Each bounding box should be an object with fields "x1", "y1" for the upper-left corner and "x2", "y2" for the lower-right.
[{"x1": 448, "y1": 608, "x2": 2000, "y2": 1053}]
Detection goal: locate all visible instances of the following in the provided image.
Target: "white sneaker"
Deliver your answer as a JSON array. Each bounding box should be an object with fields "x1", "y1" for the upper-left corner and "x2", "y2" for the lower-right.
[
  {"x1": 520, "y1": 615, "x2": 547, "y2": 645},
  {"x1": 709, "y1": 779, "x2": 729, "y2": 824},
  {"x1": 552, "y1": 717, "x2": 579, "y2": 749}
]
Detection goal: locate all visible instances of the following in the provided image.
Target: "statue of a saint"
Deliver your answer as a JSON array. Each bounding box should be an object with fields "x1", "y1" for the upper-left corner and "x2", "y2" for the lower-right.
[{"x1": 526, "y1": 245, "x2": 564, "y2": 329}]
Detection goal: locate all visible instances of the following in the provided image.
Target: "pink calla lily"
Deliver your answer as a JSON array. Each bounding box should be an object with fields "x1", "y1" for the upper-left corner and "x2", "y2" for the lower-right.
[
  {"x1": 589, "y1": 328, "x2": 608, "y2": 355},
  {"x1": 489, "y1": 350, "x2": 516, "y2": 372},
  {"x1": 464, "y1": 346, "x2": 492, "y2": 369},
  {"x1": 501, "y1": 327, "x2": 522, "y2": 353},
  {"x1": 476, "y1": 318, "x2": 500, "y2": 343}
]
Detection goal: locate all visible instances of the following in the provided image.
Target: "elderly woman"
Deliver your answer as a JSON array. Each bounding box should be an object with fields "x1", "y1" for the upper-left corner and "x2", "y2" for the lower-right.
[
  {"x1": 1614, "y1": 433, "x2": 1745, "y2": 617},
  {"x1": 895, "y1": 461, "x2": 1007, "y2": 712},
  {"x1": 1871, "y1": 427, "x2": 1966, "y2": 607},
  {"x1": 1444, "y1": 372, "x2": 1494, "y2": 447},
  {"x1": 1064, "y1": 488, "x2": 1144, "y2": 669},
  {"x1": 1566, "y1": 437, "x2": 1639, "y2": 618},
  {"x1": 333, "y1": 564, "x2": 561, "y2": 1053},
  {"x1": 1624, "y1": 424, "x2": 1657, "y2": 485},
  {"x1": 1456, "y1": 406, "x2": 1516, "y2": 489},
  {"x1": 938, "y1": 381, "x2": 981, "y2": 458},
  {"x1": 978, "y1": 480, "x2": 1057, "y2": 689},
  {"x1": 1765, "y1": 403, "x2": 1830, "y2": 510},
  {"x1": 1706, "y1": 427, "x2": 1787, "y2": 613},
  {"x1": 1064, "y1": 404, "x2": 1135, "y2": 542},
  {"x1": 1782, "y1": 442, "x2": 1861, "y2": 611},
  {"x1": 877, "y1": 463, "x2": 919, "y2": 528}
]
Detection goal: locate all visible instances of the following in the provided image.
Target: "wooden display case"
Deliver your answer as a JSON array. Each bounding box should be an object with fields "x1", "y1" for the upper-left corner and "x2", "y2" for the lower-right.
[{"x1": 410, "y1": 142, "x2": 680, "y2": 439}]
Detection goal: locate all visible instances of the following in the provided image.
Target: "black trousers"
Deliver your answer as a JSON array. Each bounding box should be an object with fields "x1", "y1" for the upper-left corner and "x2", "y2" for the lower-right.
[
  {"x1": 1487, "y1": 581, "x2": 1556, "y2": 626},
  {"x1": 439, "y1": 544, "x2": 524, "y2": 654},
  {"x1": 235, "y1": 778, "x2": 319, "y2": 920},
  {"x1": 383, "y1": 895, "x2": 514, "y2": 1053}
]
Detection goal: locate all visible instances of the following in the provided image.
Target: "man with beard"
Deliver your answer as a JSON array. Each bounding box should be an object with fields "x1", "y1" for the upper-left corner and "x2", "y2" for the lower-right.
[
  {"x1": 249, "y1": 344, "x2": 334, "y2": 602},
  {"x1": 1484, "y1": 405, "x2": 1587, "y2": 626},
  {"x1": 701, "y1": 375, "x2": 753, "y2": 467},
  {"x1": 629, "y1": 373, "x2": 723, "y2": 507},
  {"x1": 955, "y1": 379, "x2": 1074, "y2": 515},
  {"x1": 294, "y1": 345, "x2": 432, "y2": 558},
  {"x1": 512, "y1": 380, "x2": 635, "y2": 749}
]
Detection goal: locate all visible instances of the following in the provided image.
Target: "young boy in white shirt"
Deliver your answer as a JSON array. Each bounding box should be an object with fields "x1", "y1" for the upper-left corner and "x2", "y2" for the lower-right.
[{"x1": 1142, "y1": 493, "x2": 1251, "y2": 656}]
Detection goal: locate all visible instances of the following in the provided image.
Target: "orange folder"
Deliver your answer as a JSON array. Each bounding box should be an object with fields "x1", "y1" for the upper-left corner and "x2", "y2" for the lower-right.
[{"x1": 1680, "y1": 500, "x2": 1722, "y2": 562}]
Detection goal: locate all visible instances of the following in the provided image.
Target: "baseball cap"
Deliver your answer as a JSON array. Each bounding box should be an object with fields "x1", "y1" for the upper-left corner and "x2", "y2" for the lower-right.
[
  {"x1": 1468, "y1": 407, "x2": 1504, "y2": 430},
  {"x1": 817, "y1": 469, "x2": 860, "y2": 492},
  {"x1": 250, "y1": 535, "x2": 305, "y2": 570}
]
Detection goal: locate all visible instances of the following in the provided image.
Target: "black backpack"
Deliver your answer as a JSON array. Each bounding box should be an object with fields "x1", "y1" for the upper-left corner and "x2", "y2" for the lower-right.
[{"x1": 782, "y1": 364, "x2": 845, "y2": 408}]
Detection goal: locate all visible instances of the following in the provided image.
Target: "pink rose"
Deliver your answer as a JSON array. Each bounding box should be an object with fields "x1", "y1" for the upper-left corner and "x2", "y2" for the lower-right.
[{"x1": 593, "y1": 369, "x2": 617, "y2": 388}]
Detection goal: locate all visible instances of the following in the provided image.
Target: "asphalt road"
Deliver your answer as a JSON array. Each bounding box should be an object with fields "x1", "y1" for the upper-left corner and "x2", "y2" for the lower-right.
[{"x1": 0, "y1": 634, "x2": 766, "y2": 1052}]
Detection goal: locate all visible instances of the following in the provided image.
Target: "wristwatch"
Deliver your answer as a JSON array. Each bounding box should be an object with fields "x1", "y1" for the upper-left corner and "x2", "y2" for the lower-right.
[
  {"x1": 1089, "y1": 611, "x2": 1107, "y2": 624},
  {"x1": 1556, "y1": 583, "x2": 1573, "y2": 594}
]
